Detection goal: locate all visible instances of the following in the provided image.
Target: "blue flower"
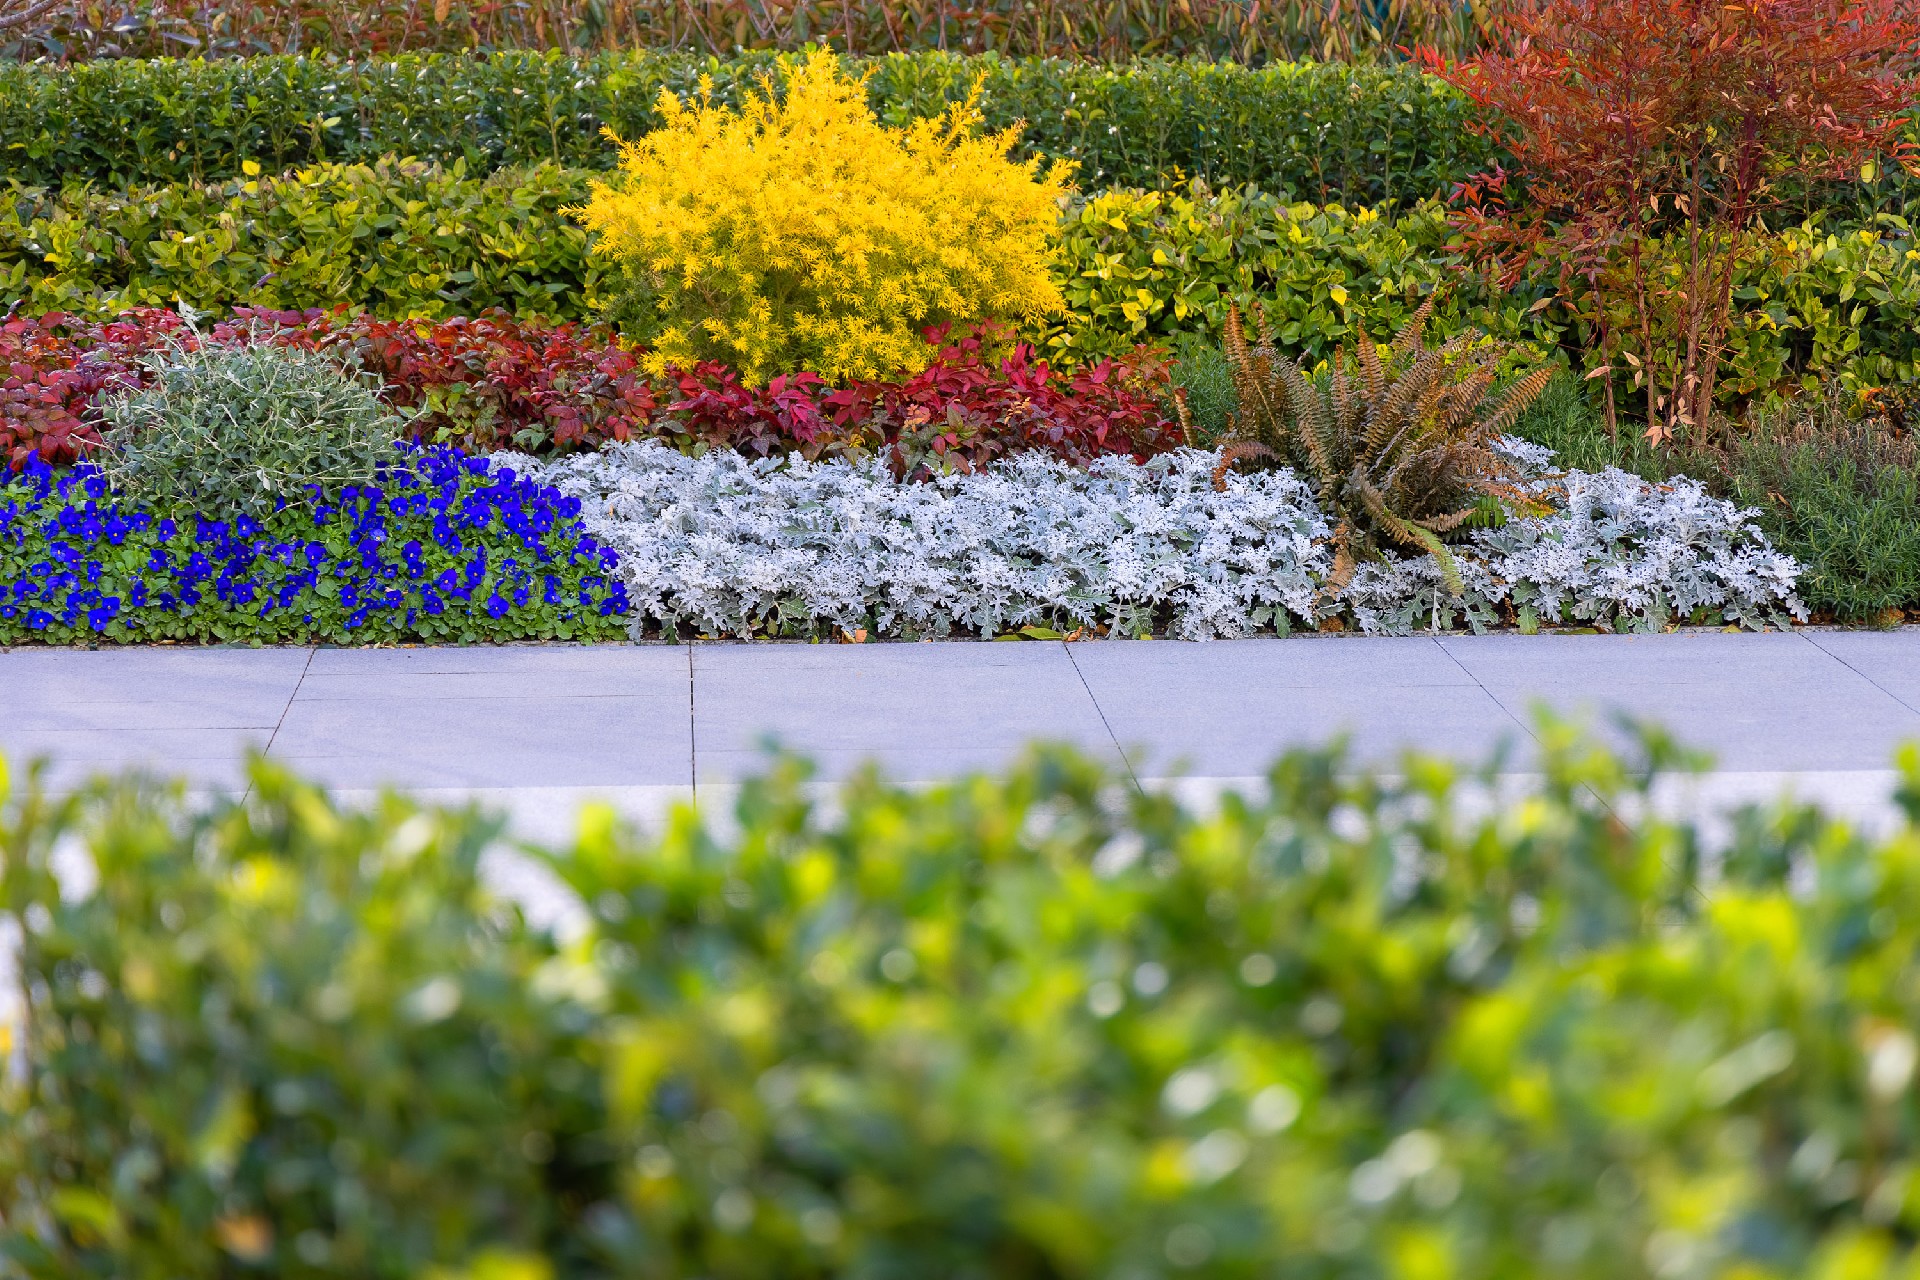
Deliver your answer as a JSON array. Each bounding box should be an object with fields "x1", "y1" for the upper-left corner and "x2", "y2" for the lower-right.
[{"x1": 1, "y1": 442, "x2": 624, "y2": 644}]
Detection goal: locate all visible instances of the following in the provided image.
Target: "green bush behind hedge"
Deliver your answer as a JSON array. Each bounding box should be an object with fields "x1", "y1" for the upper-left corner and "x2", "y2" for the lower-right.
[
  {"x1": 8, "y1": 728, "x2": 1920, "y2": 1277},
  {"x1": 6, "y1": 162, "x2": 1916, "y2": 405},
  {"x1": 1048, "y1": 187, "x2": 1920, "y2": 399},
  {"x1": 0, "y1": 159, "x2": 606, "y2": 321},
  {"x1": 1042, "y1": 183, "x2": 1545, "y2": 366},
  {"x1": 0, "y1": 51, "x2": 1495, "y2": 204}
]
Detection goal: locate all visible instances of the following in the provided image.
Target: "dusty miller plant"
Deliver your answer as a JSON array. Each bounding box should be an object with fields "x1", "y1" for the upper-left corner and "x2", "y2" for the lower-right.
[
  {"x1": 1211, "y1": 297, "x2": 1552, "y2": 594},
  {"x1": 504, "y1": 438, "x2": 1803, "y2": 639},
  {"x1": 95, "y1": 337, "x2": 408, "y2": 519}
]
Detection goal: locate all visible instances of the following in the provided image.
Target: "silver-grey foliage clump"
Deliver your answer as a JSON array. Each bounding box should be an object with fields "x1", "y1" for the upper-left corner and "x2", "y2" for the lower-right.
[
  {"x1": 507, "y1": 446, "x2": 1328, "y2": 639},
  {"x1": 501, "y1": 442, "x2": 1805, "y2": 639},
  {"x1": 1340, "y1": 469, "x2": 1806, "y2": 634},
  {"x1": 97, "y1": 340, "x2": 406, "y2": 519}
]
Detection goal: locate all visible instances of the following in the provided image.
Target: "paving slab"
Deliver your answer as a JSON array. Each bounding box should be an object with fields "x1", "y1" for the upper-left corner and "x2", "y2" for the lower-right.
[
  {"x1": 691, "y1": 641, "x2": 1123, "y2": 782},
  {"x1": 1807, "y1": 632, "x2": 1920, "y2": 713},
  {"x1": 1439, "y1": 631, "x2": 1845, "y2": 688},
  {"x1": 1439, "y1": 632, "x2": 1920, "y2": 771},
  {"x1": 270, "y1": 695, "x2": 692, "y2": 789},
  {"x1": 1, "y1": 728, "x2": 265, "y2": 793},
  {"x1": 3, "y1": 646, "x2": 308, "y2": 725},
  {"x1": 1, "y1": 647, "x2": 308, "y2": 789},
  {"x1": 1068, "y1": 637, "x2": 1526, "y2": 776},
  {"x1": 5, "y1": 633, "x2": 1920, "y2": 838},
  {"x1": 267, "y1": 644, "x2": 693, "y2": 790},
  {"x1": 304, "y1": 644, "x2": 675, "y2": 675},
  {"x1": 295, "y1": 644, "x2": 688, "y2": 702}
]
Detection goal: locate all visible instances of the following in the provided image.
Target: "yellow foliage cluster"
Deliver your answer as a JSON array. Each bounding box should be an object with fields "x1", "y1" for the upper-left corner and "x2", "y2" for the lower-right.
[{"x1": 578, "y1": 51, "x2": 1072, "y2": 386}]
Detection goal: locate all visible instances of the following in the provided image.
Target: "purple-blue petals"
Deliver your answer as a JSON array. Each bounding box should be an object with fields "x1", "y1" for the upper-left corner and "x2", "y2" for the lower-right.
[{"x1": 0, "y1": 443, "x2": 631, "y2": 644}]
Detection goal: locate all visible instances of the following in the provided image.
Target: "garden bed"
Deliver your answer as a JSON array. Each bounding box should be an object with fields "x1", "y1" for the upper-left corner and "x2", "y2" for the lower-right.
[{"x1": 504, "y1": 439, "x2": 1804, "y2": 642}]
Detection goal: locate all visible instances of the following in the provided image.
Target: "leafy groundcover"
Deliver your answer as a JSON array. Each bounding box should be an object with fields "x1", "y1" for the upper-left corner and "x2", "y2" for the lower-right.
[{"x1": 4, "y1": 725, "x2": 1920, "y2": 1277}]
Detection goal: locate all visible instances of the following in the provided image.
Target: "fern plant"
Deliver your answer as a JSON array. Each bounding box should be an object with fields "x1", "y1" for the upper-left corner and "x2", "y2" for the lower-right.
[{"x1": 1210, "y1": 298, "x2": 1552, "y2": 593}]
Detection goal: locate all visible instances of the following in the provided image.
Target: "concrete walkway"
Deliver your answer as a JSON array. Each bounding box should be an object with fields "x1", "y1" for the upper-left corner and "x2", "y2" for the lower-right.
[{"x1": 5, "y1": 630, "x2": 1920, "y2": 842}]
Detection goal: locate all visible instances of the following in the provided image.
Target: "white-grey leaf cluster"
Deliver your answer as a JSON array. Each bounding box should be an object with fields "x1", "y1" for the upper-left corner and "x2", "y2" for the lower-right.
[{"x1": 499, "y1": 442, "x2": 1805, "y2": 639}]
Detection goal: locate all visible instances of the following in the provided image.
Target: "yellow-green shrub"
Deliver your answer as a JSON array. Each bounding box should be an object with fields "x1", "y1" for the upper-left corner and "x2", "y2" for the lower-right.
[
  {"x1": 1044, "y1": 182, "x2": 1551, "y2": 366},
  {"x1": 578, "y1": 50, "x2": 1070, "y2": 385}
]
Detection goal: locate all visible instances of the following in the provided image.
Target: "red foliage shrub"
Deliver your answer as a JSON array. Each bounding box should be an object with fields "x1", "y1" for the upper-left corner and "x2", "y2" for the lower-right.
[
  {"x1": 639, "y1": 327, "x2": 1181, "y2": 476},
  {"x1": 1, "y1": 308, "x2": 657, "y2": 469},
  {"x1": 823, "y1": 326, "x2": 1182, "y2": 478},
  {"x1": 3, "y1": 310, "x2": 1178, "y2": 477},
  {"x1": 236, "y1": 309, "x2": 658, "y2": 454},
  {"x1": 1419, "y1": 0, "x2": 1920, "y2": 442},
  {"x1": 659, "y1": 365, "x2": 838, "y2": 459},
  {"x1": 0, "y1": 310, "x2": 188, "y2": 469}
]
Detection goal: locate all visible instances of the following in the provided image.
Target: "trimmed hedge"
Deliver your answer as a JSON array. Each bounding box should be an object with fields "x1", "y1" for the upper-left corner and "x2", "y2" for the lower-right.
[
  {"x1": 8, "y1": 729, "x2": 1920, "y2": 1276},
  {"x1": 6, "y1": 164, "x2": 1915, "y2": 410},
  {"x1": 1046, "y1": 186, "x2": 1920, "y2": 404},
  {"x1": 0, "y1": 51, "x2": 1496, "y2": 205},
  {"x1": 1043, "y1": 185, "x2": 1533, "y2": 365},
  {"x1": 0, "y1": 159, "x2": 604, "y2": 322}
]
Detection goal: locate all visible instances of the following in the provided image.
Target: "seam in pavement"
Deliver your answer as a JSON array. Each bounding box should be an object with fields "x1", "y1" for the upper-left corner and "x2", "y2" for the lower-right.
[
  {"x1": 1806, "y1": 631, "x2": 1920, "y2": 720},
  {"x1": 1432, "y1": 636, "x2": 1542, "y2": 756},
  {"x1": 1062, "y1": 641, "x2": 1144, "y2": 793},
  {"x1": 240, "y1": 646, "x2": 316, "y2": 809},
  {"x1": 262, "y1": 646, "x2": 317, "y2": 760},
  {"x1": 687, "y1": 644, "x2": 698, "y2": 796},
  {"x1": 1426, "y1": 636, "x2": 1657, "y2": 846}
]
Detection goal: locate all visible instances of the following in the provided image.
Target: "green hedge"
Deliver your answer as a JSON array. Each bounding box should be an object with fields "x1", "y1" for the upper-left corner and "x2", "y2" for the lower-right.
[
  {"x1": 0, "y1": 159, "x2": 606, "y2": 321},
  {"x1": 1043, "y1": 183, "x2": 1547, "y2": 366},
  {"x1": 8, "y1": 729, "x2": 1920, "y2": 1277},
  {"x1": 0, "y1": 51, "x2": 1497, "y2": 206},
  {"x1": 1046, "y1": 185, "x2": 1920, "y2": 403},
  {"x1": 6, "y1": 162, "x2": 1915, "y2": 406}
]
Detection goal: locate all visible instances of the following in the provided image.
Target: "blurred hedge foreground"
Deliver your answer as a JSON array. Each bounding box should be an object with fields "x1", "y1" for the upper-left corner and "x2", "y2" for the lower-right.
[{"x1": 5, "y1": 721, "x2": 1920, "y2": 1279}]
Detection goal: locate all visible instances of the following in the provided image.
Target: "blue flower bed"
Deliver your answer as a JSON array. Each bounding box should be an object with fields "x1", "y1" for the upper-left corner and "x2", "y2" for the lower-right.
[{"x1": 0, "y1": 445, "x2": 630, "y2": 644}]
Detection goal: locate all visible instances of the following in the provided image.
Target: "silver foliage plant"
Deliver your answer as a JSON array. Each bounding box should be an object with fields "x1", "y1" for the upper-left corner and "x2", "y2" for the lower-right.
[
  {"x1": 500, "y1": 440, "x2": 1806, "y2": 639},
  {"x1": 508, "y1": 446, "x2": 1329, "y2": 639},
  {"x1": 97, "y1": 338, "x2": 406, "y2": 520}
]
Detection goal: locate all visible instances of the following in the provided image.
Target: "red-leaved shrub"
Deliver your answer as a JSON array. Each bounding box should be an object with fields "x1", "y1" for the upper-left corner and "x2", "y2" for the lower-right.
[
  {"x1": 653, "y1": 327, "x2": 1180, "y2": 476},
  {"x1": 239, "y1": 309, "x2": 658, "y2": 454},
  {"x1": 659, "y1": 365, "x2": 839, "y2": 459},
  {"x1": 3, "y1": 310, "x2": 1179, "y2": 477},
  {"x1": 825, "y1": 326, "x2": 1182, "y2": 478},
  {"x1": 1420, "y1": 0, "x2": 1920, "y2": 442},
  {"x1": 1, "y1": 308, "x2": 657, "y2": 468},
  {"x1": 0, "y1": 310, "x2": 188, "y2": 469}
]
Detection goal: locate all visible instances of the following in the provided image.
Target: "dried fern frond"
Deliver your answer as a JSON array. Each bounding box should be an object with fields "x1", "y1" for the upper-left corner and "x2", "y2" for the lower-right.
[
  {"x1": 1173, "y1": 385, "x2": 1195, "y2": 446},
  {"x1": 1212, "y1": 440, "x2": 1277, "y2": 491},
  {"x1": 1480, "y1": 365, "x2": 1555, "y2": 436},
  {"x1": 1392, "y1": 296, "x2": 1438, "y2": 358}
]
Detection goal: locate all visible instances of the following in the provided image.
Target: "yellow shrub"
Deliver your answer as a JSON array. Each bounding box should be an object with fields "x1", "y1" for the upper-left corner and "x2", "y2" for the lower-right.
[{"x1": 577, "y1": 50, "x2": 1071, "y2": 385}]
